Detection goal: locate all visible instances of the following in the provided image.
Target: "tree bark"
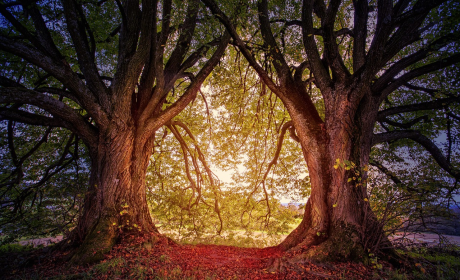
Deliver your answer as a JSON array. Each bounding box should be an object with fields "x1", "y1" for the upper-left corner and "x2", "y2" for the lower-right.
[
  {"x1": 278, "y1": 87, "x2": 389, "y2": 262},
  {"x1": 68, "y1": 123, "x2": 158, "y2": 264}
]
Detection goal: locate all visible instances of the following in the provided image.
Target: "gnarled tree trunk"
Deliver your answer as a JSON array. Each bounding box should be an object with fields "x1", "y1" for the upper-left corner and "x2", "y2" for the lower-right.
[
  {"x1": 279, "y1": 87, "x2": 389, "y2": 262},
  {"x1": 70, "y1": 123, "x2": 158, "y2": 263}
]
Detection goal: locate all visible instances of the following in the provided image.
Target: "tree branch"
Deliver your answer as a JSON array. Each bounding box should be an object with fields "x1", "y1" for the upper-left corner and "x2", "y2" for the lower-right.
[
  {"x1": 369, "y1": 159, "x2": 402, "y2": 185},
  {"x1": 170, "y1": 120, "x2": 223, "y2": 234},
  {"x1": 0, "y1": 3, "x2": 49, "y2": 56},
  {"x1": 373, "y1": 32, "x2": 460, "y2": 93},
  {"x1": 352, "y1": 0, "x2": 369, "y2": 71},
  {"x1": 365, "y1": 0, "x2": 394, "y2": 75},
  {"x1": 63, "y1": 0, "x2": 109, "y2": 108},
  {"x1": 0, "y1": 36, "x2": 108, "y2": 126},
  {"x1": 35, "y1": 87, "x2": 82, "y2": 106},
  {"x1": 244, "y1": 120, "x2": 294, "y2": 219},
  {"x1": 141, "y1": 31, "x2": 231, "y2": 139},
  {"x1": 379, "y1": 115, "x2": 429, "y2": 129},
  {"x1": 0, "y1": 88, "x2": 97, "y2": 144},
  {"x1": 167, "y1": 124, "x2": 201, "y2": 210},
  {"x1": 301, "y1": 0, "x2": 332, "y2": 91},
  {"x1": 0, "y1": 76, "x2": 25, "y2": 88},
  {"x1": 377, "y1": 97, "x2": 459, "y2": 121},
  {"x1": 200, "y1": 0, "x2": 279, "y2": 93},
  {"x1": 322, "y1": 0, "x2": 350, "y2": 82},
  {"x1": 21, "y1": 0, "x2": 63, "y2": 60},
  {"x1": 257, "y1": 0, "x2": 291, "y2": 82},
  {"x1": 378, "y1": 53, "x2": 460, "y2": 101},
  {"x1": 164, "y1": 1, "x2": 199, "y2": 79},
  {"x1": 0, "y1": 108, "x2": 67, "y2": 127},
  {"x1": 402, "y1": 83, "x2": 438, "y2": 97},
  {"x1": 372, "y1": 130, "x2": 460, "y2": 179}
]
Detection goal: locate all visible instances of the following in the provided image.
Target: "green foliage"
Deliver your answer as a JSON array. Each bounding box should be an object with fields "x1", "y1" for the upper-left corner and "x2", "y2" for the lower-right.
[
  {"x1": 0, "y1": 122, "x2": 90, "y2": 243},
  {"x1": 378, "y1": 247, "x2": 460, "y2": 280},
  {"x1": 146, "y1": 48, "x2": 307, "y2": 245},
  {"x1": 367, "y1": 252, "x2": 383, "y2": 270},
  {"x1": 334, "y1": 159, "x2": 369, "y2": 188},
  {"x1": 0, "y1": 243, "x2": 33, "y2": 254}
]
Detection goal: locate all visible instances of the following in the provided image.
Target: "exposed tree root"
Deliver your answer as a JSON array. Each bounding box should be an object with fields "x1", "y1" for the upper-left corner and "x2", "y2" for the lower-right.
[
  {"x1": 269, "y1": 222, "x2": 371, "y2": 272},
  {"x1": 69, "y1": 217, "x2": 119, "y2": 264}
]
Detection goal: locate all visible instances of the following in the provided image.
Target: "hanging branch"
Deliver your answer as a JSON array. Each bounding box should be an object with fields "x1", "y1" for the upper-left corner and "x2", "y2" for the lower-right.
[
  {"x1": 243, "y1": 120, "x2": 294, "y2": 226},
  {"x1": 198, "y1": 89, "x2": 213, "y2": 150},
  {"x1": 372, "y1": 130, "x2": 460, "y2": 180},
  {"x1": 0, "y1": 125, "x2": 53, "y2": 194},
  {"x1": 166, "y1": 124, "x2": 201, "y2": 211},
  {"x1": 1, "y1": 131, "x2": 80, "y2": 226},
  {"x1": 170, "y1": 120, "x2": 223, "y2": 235}
]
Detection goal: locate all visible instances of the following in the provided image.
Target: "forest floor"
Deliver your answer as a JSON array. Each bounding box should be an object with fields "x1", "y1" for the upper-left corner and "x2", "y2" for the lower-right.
[
  {"x1": 0, "y1": 231, "x2": 376, "y2": 279},
  {"x1": 1, "y1": 231, "x2": 459, "y2": 279}
]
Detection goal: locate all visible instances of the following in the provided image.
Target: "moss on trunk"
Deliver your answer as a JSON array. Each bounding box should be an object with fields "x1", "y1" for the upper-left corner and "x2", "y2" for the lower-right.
[
  {"x1": 70, "y1": 216, "x2": 119, "y2": 264},
  {"x1": 299, "y1": 222, "x2": 366, "y2": 262}
]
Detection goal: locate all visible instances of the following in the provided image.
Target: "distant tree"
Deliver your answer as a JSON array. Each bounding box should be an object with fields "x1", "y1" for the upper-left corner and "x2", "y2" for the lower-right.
[
  {"x1": 202, "y1": 0, "x2": 460, "y2": 261},
  {"x1": 0, "y1": 0, "x2": 229, "y2": 263}
]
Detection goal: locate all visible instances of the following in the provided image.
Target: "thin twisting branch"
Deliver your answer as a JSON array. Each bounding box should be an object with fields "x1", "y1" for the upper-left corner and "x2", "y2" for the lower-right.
[
  {"x1": 372, "y1": 130, "x2": 460, "y2": 179},
  {"x1": 170, "y1": 120, "x2": 224, "y2": 235},
  {"x1": 244, "y1": 120, "x2": 294, "y2": 225}
]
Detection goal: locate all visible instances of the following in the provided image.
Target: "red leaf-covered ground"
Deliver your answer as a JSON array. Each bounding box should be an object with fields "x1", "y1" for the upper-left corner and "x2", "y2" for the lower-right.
[{"x1": 1, "y1": 232, "x2": 376, "y2": 279}]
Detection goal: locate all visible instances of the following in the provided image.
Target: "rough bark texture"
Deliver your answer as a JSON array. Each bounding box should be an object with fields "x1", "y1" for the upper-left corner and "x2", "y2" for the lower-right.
[
  {"x1": 276, "y1": 86, "x2": 395, "y2": 263},
  {"x1": 70, "y1": 126, "x2": 157, "y2": 263}
]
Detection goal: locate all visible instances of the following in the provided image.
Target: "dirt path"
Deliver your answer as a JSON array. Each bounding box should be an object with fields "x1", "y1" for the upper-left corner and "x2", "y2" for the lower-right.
[{"x1": 3, "y1": 232, "x2": 374, "y2": 279}]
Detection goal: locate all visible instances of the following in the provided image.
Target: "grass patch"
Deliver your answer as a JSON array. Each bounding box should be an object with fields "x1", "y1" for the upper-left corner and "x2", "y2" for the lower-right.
[
  {"x1": 93, "y1": 256, "x2": 125, "y2": 275},
  {"x1": 377, "y1": 245, "x2": 460, "y2": 280},
  {"x1": 0, "y1": 243, "x2": 34, "y2": 255}
]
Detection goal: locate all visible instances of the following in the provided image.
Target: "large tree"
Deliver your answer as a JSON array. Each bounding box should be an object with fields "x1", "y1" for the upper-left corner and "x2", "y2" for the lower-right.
[
  {"x1": 201, "y1": 0, "x2": 460, "y2": 261},
  {"x1": 0, "y1": 0, "x2": 229, "y2": 262}
]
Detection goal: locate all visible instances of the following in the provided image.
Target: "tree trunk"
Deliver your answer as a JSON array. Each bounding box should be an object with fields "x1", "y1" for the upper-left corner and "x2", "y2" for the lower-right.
[
  {"x1": 69, "y1": 123, "x2": 157, "y2": 264},
  {"x1": 278, "y1": 89, "x2": 390, "y2": 262}
]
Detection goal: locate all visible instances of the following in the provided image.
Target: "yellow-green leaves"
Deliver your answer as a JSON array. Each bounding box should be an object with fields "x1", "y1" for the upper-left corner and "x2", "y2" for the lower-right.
[{"x1": 334, "y1": 159, "x2": 368, "y2": 188}]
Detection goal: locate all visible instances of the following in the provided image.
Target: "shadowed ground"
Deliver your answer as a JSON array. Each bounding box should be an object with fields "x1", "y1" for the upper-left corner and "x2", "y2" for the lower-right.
[{"x1": 2, "y1": 232, "x2": 374, "y2": 279}]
